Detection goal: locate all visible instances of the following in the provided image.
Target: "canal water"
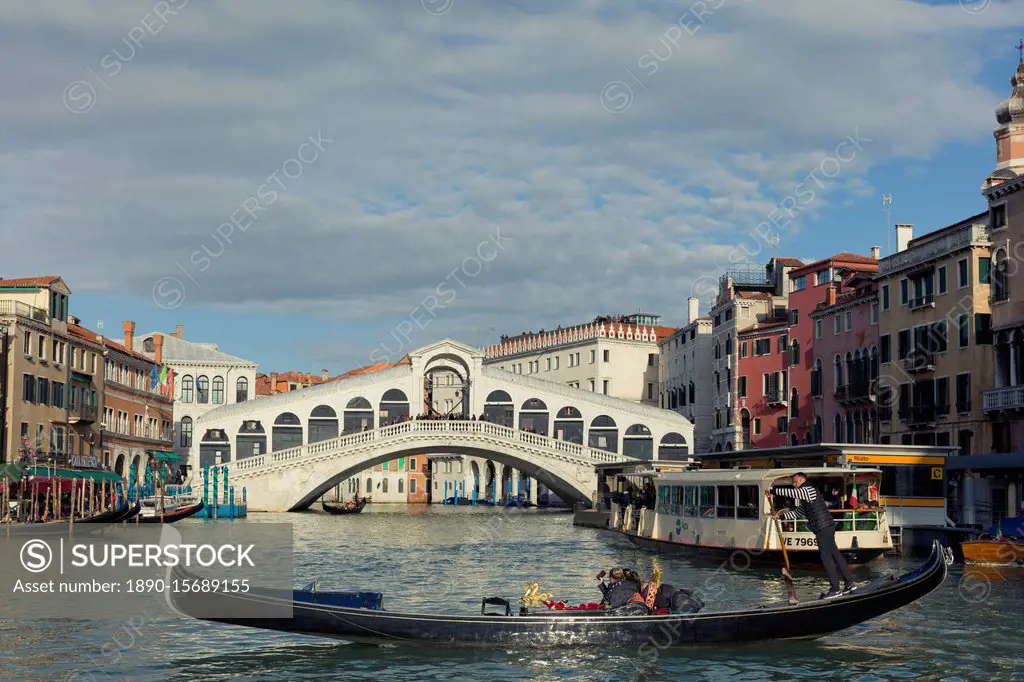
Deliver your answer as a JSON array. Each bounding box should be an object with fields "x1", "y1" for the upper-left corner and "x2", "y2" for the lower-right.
[{"x1": 1, "y1": 505, "x2": 1021, "y2": 681}]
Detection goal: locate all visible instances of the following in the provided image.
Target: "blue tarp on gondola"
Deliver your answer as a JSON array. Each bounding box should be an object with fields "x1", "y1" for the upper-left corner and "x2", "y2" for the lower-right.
[{"x1": 983, "y1": 516, "x2": 1024, "y2": 538}]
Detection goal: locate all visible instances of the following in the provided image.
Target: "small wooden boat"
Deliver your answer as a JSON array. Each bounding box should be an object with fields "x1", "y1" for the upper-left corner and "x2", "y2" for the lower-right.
[
  {"x1": 115, "y1": 501, "x2": 142, "y2": 522},
  {"x1": 961, "y1": 518, "x2": 1024, "y2": 566},
  {"x1": 322, "y1": 498, "x2": 368, "y2": 515},
  {"x1": 76, "y1": 502, "x2": 139, "y2": 524},
  {"x1": 166, "y1": 541, "x2": 950, "y2": 648},
  {"x1": 138, "y1": 501, "x2": 204, "y2": 523}
]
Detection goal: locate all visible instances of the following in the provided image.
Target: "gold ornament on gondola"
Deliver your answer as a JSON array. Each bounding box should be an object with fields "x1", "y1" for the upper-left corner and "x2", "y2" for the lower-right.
[{"x1": 519, "y1": 582, "x2": 552, "y2": 606}]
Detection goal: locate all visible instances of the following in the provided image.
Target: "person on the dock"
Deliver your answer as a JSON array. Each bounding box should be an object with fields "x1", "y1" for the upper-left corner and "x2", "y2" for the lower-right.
[{"x1": 766, "y1": 472, "x2": 857, "y2": 600}]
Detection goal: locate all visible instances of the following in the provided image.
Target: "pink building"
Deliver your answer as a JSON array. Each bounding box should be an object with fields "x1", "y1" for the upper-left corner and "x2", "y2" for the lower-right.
[
  {"x1": 735, "y1": 319, "x2": 789, "y2": 448},
  {"x1": 787, "y1": 253, "x2": 879, "y2": 444},
  {"x1": 809, "y1": 270, "x2": 881, "y2": 444}
]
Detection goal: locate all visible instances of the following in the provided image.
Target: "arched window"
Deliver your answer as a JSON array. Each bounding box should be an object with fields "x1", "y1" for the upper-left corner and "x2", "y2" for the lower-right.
[
  {"x1": 196, "y1": 375, "x2": 209, "y2": 403},
  {"x1": 623, "y1": 424, "x2": 653, "y2": 459},
  {"x1": 870, "y1": 347, "x2": 879, "y2": 382},
  {"x1": 833, "y1": 355, "x2": 843, "y2": 391},
  {"x1": 180, "y1": 375, "x2": 194, "y2": 403},
  {"x1": 790, "y1": 388, "x2": 799, "y2": 418},
  {"x1": 812, "y1": 358, "x2": 823, "y2": 396},
  {"x1": 382, "y1": 478, "x2": 388, "y2": 494},
  {"x1": 789, "y1": 339, "x2": 800, "y2": 367},
  {"x1": 588, "y1": 415, "x2": 618, "y2": 452},
  {"x1": 309, "y1": 405, "x2": 339, "y2": 443},
  {"x1": 659, "y1": 432, "x2": 689, "y2": 460},
  {"x1": 212, "y1": 376, "x2": 224, "y2": 404},
  {"x1": 834, "y1": 414, "x2": 843, "y2": 443},
  {"x1": 345, "y1": 397, "x2": 375, "y2": 434},
  {"x1": 180, "y1": 416, "x2": 193, "y2": 448},
  {"x1": 519, "y1": 398, "x2": 549, "y2": 435},
  {"x1": 398, "y1": 479, "x2": 404, "y2": 494},
  {"x1": 553, "y1": 406, "x2": 584, "y2": 444},
  {"x1": 235, "y1": 377, "x2": 248, "y2": 403},
  {"x1": 273, "y1": 412, "x2": 303, "y2": 451},
  {"x1": 725, "y1": 334, "x2": 733, "y2": 356},
  {"x1": 366, "y1": 477, "x2": 372, "y2": 493}
]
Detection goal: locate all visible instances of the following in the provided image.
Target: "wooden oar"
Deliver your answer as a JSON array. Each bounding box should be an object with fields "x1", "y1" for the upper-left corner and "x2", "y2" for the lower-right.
[{"x1": 773, "y1": 513, "x2": 799, "y2": 604}]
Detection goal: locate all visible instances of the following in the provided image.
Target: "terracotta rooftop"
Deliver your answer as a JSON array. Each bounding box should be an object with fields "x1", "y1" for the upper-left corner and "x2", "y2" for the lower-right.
[
  {"x1": 790, "y1": 253, "x2": 878, "y2": 277},
  {"x1": 256, "y1": 358, "x2": 412, "y2": 395},
  {"x1": 739, "y1": 318, "x2": 789, "y2": 335},
  {"x1": 774, "y1": 258, "x2": 805, "y2": 268},
  {"x1": 735, "y1": 291, "x2": 774, "y2": 300},
  {"x1": 0, "y1": 275, "x2": 63, "y2": 288}
]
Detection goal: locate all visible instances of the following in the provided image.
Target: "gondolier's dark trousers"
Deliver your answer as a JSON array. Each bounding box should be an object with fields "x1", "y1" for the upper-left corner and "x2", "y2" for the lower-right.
[{"x1": 816, "y1": 526, "x2": 855, "y2": 589}]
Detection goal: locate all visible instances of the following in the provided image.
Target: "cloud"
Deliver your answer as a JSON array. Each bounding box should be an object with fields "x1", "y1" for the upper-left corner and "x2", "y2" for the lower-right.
[{"x1": 0, "y1": 0, "x2": 1019, "y2": 369}]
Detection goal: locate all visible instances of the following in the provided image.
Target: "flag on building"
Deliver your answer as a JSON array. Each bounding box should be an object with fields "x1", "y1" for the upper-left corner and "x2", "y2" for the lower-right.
[{"x1": 150, "y1": 365, "x2": 159, "y2": 389}]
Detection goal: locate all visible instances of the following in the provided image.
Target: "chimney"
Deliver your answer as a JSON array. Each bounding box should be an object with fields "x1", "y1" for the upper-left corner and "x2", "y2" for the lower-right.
[
  {"x1": 826, "y1": 286, "x2": 837, "y2": 306},
  {"x1": 687, "y1": 297, "x2": 699, "y2": 325},
  {"x1": 870, "y1": 246, "x2": 880, "y2": 260},
  {"x1": 174, "y1": 324, "x2": 183, "y2": 339},
  {"x1": 270, "y1": 372, "x2": 278, "y2": 395},
  {"x1": 153, "y1": 334, "x2": 164, "y2": 364},
  {"x1": 895, "y1": 224, "x2": 913, "y2": 253},
  {"x1": 321, "y1": 369, "x2": 329, "y2": 381},
  {"x1": 122, "y1": 321, "x2": 136, "y2": 352}
]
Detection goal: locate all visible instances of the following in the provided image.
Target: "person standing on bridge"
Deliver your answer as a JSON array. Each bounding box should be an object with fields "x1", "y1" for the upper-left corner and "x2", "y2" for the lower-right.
[{"x1": 765, "y1": 472, "x2": 857, "y2": 600}]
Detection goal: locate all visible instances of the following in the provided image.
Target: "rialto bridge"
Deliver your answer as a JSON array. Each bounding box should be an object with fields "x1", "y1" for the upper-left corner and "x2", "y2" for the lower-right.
[{"x1": 189, "y1": 340, "x2": 695, "y2": 511}]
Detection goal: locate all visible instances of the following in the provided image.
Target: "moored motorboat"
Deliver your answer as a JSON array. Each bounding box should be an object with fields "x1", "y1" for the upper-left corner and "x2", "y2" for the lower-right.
[
  {"x1": 165, "y1": 541, "x2": 950, "y2": 648},
  {"x1": 961, "y1": 518, "x2": 1024, "y2": 566},
  {"x1": 322, "y1": 498, "x2": 368, "y2": 515}
]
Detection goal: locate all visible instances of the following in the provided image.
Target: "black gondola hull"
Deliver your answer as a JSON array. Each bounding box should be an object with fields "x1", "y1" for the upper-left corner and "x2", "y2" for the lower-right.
[
  {"x1": 322, "y1": 499, "x2": 367, "y2": 515},
  {"x1": 139, "y1": 502, "x2": 204, "y2": 523},
  {"x1": 166, "y1": 541, "x2": 949, "y2": 648}
]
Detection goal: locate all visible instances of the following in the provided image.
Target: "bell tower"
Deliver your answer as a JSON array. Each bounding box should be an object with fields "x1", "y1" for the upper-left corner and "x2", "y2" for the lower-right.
[{"x1": 984, "y1": 40, "x2": 1024, "y2": 188}]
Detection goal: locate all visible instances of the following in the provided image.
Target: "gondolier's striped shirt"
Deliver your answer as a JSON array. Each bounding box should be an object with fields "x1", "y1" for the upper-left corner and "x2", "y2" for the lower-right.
[{"x1": 773, "y1": 485, "x2": 835, "y2": 534}]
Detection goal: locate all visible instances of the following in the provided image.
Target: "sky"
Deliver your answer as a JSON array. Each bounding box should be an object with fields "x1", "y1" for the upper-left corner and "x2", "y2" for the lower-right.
[{"x1": 1, "y1": 0, "x2": 1022, "y2": 374}]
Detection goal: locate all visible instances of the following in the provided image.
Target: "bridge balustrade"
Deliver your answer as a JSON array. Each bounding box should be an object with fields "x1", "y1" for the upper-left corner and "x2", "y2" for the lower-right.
[{"x1": 222, "y1": 419, "x2": 630, "y2": 475}]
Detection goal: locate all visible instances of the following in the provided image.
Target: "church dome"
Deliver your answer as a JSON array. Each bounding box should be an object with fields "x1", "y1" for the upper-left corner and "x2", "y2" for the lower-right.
[{"x1": 998, "y1": 47, "x2": 1024, "y2": 124}]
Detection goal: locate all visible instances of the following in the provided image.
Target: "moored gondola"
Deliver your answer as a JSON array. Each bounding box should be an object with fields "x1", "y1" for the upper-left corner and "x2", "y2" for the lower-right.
[
  {"x1": 139, "y1": 501, "x2": 204, "y2": 523},
  {"x1": 165, "y1": 540, "x2": 950, "y2": 648},
  {"x1": 322, "y1": 498, "x2": 368, "y2": 515}
]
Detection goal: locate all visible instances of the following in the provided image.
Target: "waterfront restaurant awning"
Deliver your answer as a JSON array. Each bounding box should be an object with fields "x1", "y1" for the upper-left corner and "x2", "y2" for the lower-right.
[
  {"x1": 147, "y1": 450, "x2": 182, "y2": 463},
  {"x1": 24, "y1": 467, "x2": 122, "y2": 483},
  {"x1": 945, "y1": 452, "x2": 1024, "y2": 472},
  {"x1": 0, "y1": 464, "x2": 25, "y2": 482}
]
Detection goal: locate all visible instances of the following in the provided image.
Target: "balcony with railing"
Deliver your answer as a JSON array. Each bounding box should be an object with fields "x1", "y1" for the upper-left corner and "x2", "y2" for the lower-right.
[
  {"x1": 902, "y1": 351, "x2": 935, "y2": 374},
  {"x1": 0, "y1": 299, "x2": 49, "y2": 323},
  {"x1": 900, "y1": 404, "x2": 937, "y2": 427},
  {"x1": 765, "y1": 390, "x2": 788, "y2": 407},
  {"x1": 835, "y1": 382, "x2": 873, "y2": 404},
  {"x1": 983, "y1": 385, "x2": 1024, "y2": 412},
  {"x1": 721, "y1": 264, "x2": 773, "y2": 288},
  {"x1": 908, "y1": 294, "x2": 935, "y2": 310},
  {"x1": 69, "y1": 404, "x2": 98, "y2": 424}
]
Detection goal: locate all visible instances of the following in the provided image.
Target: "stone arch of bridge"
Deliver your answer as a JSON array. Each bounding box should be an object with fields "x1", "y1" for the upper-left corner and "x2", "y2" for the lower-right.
[{"x1": 282, "y1": 442, "x2": 596, "y2": 511}]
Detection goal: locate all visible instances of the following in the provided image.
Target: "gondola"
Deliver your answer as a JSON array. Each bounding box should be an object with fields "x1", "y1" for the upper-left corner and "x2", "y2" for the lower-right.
[
  {"x1": 138, "y1": 501, "x2": 204, "y2": 523},
  {"x1": 165, "y1": 540, "x2": 950, "y2": 648},
  {"x1": 322, "y1": 498, "x2": 368, "y2": 515},
  {"x1": 77, "y1": 501, "x2": 141, "y2": 524}
]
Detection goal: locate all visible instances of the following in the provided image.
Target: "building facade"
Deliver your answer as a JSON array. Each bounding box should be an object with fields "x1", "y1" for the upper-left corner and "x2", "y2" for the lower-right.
[
  {"x1": 876, "y1": 214, "x2": 994, "y2": 452},
  {"x1": 809, "y1": 270, "x2": 881, "y2": 445},
  {"x1": 736, "y1": 318, "x2": 789, "y2": 449},
  {"x1": 483, "y1": 313, "x2": 675, "y2": 405},
  {"x1": 963, "y1": 52, "x2": 1024, "y2": 525},
  {"x1": 708, "y1": 258, "x2": 803, "y2": 452},
  {"x1": 102, "y1": 324, "x2": 175, "y2": 482},
  {"x1": 659, "y1": 298, "x2": 713, "y2": 453},
  {"x1": 129, "y1": 325, "x2": 258, "y2": 473},
  {"x1": 0, "y1": 277, "x2": 103, "y2": 468},
  {"x1": 787, "y1": 253, "x2": 879, "y2": 445}
]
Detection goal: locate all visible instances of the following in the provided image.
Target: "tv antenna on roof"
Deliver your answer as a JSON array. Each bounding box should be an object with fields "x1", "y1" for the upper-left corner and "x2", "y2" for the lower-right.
[{"x1": 882, "y1": 194, "x2": 893, "y2": 257}]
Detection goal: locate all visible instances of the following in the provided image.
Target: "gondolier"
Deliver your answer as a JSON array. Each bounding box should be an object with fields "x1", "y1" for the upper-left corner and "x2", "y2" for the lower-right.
[{"x1": 766, "y1": 472, "x2": 856, "y2": 600}]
